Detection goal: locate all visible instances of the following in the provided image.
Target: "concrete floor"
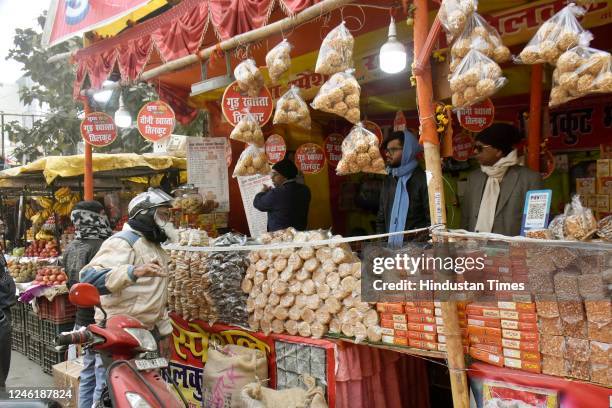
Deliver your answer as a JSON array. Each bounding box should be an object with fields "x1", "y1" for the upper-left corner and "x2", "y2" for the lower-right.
[{"x1": 6, "y1": 350, "x2": 55, "y2": 388}]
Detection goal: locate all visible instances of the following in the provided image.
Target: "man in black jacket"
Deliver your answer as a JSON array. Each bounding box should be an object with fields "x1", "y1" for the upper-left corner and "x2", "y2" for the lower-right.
[
  {"x1": 63, "y1": 200, "x2": 112, "y2": 408},
  {"x1": 253, "y1": 158, "x2": 311, "y2": 232},
  {"x1": 376, "y1": 131, "x2": 430, "y2": 245},
  {"x1": 0, "y1": 252, "x2": 15, "y2": 395}
]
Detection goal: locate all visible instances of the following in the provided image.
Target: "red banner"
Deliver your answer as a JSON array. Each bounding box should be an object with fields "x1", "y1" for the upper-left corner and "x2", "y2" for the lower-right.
[
  {"x1": 80, "y1": 112, "x2": 117, "y2": 147},
  {"x1": 457, "y1": 99, "x2": 495, "y2": 132},
  {"x1": 265, "y1": 134, "x2": 286, "y2": 164},
  {"x1": 43, "y1": 0, "x2": 150, "y2": 47},
  {"x1": 137, "y1": 100, "x2": 176, "y2": 142},
  {"x1": 222, "y1": 82, "x2": 273, "y2": 127},
  {"x1": 295, "y1": 143, "x2": 326, "y2": 175}
]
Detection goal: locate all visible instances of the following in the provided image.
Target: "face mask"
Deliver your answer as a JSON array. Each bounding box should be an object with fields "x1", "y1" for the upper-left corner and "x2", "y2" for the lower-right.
[{"x1": 154, "y1": 209, "x2": 179, "y2": 243}]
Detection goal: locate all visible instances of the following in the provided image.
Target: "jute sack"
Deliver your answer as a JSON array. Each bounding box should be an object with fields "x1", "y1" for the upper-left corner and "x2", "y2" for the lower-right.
[
  {"x1": 202, "y1": 344, "x2": 268, "y2": 408},
  {"x1": 240, "y1": 375, "x2": 328, "y2": 408}
]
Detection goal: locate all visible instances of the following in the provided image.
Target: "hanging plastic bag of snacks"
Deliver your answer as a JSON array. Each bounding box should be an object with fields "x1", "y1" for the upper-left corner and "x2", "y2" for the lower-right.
[
  {"x1": 516, "y1": 3, "x2": 592, "y2": 65},
  {"x1": 315, "y1": 22, "x2": 354, "y2": 75},
  {"x1": 336, "y1": 123, "x2": 386, "y2": 176},
  {"x1": 233, "y1": 145, "x2": 271, "y2": 178},
  {"x1": 562, "y1": 195, "x2": 597, "y2": 240},
  {"x1": 449, "y1": 49, "x2": 507, "y2": 108},
  {"x1": 273, "y1": 86, "x2": 311, "y2": 129},
  {"x1": 230, "y1": 111, "x2": 265, "y2": 146},
  {"x1": 266, "y1": 39, "x2": 292, "y2": 84},
  {"x1": 311, "y1": 69, "x2": 360, "y2": 124},
  {"x1": 550, "y1": 45, "x2": 612, "y2": 107},
  {"x1": 234, "y1": 59, "x2": 265, "y2": 97},
  {"x1": 450, "y1": 13, "x2": 511, "y2": 71},
  {"x1": 438, "y1": 0, "x2": 478, "y2": 42}
]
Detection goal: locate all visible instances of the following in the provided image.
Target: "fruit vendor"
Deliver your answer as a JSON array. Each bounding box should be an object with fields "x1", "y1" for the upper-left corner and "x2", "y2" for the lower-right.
[{"x1": 253, "y1": 158, "x2": 311, "y2": 232}]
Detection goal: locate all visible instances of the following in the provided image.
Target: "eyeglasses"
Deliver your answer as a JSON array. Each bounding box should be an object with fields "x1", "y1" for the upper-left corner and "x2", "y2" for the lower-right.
[
  {"x1": 385, "y1": 147, "x2": 403, "y2": 154},
  {"x1": 473, "y1": 143, "x2": 492, "y2": 153}
]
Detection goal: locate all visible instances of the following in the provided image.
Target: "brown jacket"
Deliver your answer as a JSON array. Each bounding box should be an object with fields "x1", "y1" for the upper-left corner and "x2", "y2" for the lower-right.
[{"x1": 461, "y1": 165, "x2": 543, "y2": 237}]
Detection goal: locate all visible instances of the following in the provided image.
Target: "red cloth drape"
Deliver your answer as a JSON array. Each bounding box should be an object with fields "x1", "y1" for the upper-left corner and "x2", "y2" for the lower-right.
[
  {"x1": 209, "y1": 0, "x2": 275, "y2": 40},
  {"x1": 335, "y1": 343, "x2": 431, "y2": 408}
]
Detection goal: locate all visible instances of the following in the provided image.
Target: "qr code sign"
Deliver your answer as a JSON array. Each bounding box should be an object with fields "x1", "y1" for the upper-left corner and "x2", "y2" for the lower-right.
[{"x1": 526, "y1": 201, "x2": 546, "y2": 221}]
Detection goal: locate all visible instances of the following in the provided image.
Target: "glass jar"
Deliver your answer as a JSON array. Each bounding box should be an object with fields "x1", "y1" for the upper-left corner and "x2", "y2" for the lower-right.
[{"x1": 172, "y1": 184, "x2": 203, "y2": 215}]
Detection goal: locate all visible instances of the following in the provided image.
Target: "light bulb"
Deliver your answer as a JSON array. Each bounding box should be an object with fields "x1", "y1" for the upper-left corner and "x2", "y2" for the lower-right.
[
  {"x1": 93, "y1": 80, "x2": 115, "y2": 104},
  {"x1": 379, "y1": 17, "x2": 407, "y2": 74},
  {"x1": 114, "y1": 95, "x2": 132, "y2": 128}
]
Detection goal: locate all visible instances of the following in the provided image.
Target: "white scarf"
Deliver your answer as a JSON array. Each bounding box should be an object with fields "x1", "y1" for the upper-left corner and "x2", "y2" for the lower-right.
[{"x1": 474, "y1": 150, "x2": 519, "y2": 233}]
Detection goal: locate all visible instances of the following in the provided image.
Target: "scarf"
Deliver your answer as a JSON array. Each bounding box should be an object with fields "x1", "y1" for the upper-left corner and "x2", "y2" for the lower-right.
[
  {"x1": 71, "y1": 209, "x2": 112, "y2": 240},
  {"x1": 128, "y1": 218, "x2": 168, "y2": 244},
  {"x1": 388, "y1": 130, "x2": 422, "y2": 247},
  {"x1": 474, "y1": 149, "x2": 519, "y2": 233}
]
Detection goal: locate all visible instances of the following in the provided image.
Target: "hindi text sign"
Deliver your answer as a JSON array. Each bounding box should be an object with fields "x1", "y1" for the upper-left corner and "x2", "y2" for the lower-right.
[
  {"x1": 137, "y1": 100, "x2": 176, "y2": 142},
  {"x1": 457, "y1": 99, "x2": 495, "y2": 132},
  {"x1": 394, "y1": 111, "x2": 407, "y2": 132},
  {"x1": 80, "y1": 112, "x2": 117, "y2": 147},
  {"x1": 187, "y1": 137, "x2": 230, "y2": 212},
  {"x1": 222, "y1": 81, "x2": 273, "y2": 127},
  {"x1": 324, "y1": 134, "x2": 344, "y2": 168},
  {"x1": 265, "y1": 134, "x2": 287, "y2": 164},
  {"x1": 295, "y1": 143, "x2": 326, "y2": 175},
  {"x1": 453, "y1": 132, "x2": 474, "y2": 162}
]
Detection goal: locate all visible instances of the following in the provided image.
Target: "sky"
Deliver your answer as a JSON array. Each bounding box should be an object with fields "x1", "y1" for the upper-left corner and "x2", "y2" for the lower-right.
[{"x1": 0, "y1": 0, "x2": 49, "y2": 83}]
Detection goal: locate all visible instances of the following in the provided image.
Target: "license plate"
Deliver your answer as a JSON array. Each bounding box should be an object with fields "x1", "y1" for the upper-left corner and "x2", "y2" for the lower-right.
[{"x1": 134, "y1": 358, "x2": 168, "y2": 371}]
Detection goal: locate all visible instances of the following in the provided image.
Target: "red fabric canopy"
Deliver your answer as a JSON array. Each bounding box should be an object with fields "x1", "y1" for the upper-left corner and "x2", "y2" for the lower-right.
[{"x1": 73, "y1": 0, "x2": 320, "y2": 95}]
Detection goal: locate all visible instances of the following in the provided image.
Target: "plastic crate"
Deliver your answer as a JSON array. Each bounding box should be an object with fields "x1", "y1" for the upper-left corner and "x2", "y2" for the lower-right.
[
  {"x1": 42, "y1": 345, "x2": 67, "y2": 375},
  {"x1": 37, "y1": 294, "x2": 77, "y2": 323},
  {"x1": 11, "y1": 329, "x2": 26, "y2": 354},
  {"x1": 26, "y1": 336, "x2": 42, "y2": 365},
  {"x1": 9, "y1": 302, "x2": 24, "y2": 331},
  {"x1": 25, "y1": 311, "x2": 41, "y2": 338},
  {"x1": 40, "y1": 319, "x2": 74, "y2": 347}
]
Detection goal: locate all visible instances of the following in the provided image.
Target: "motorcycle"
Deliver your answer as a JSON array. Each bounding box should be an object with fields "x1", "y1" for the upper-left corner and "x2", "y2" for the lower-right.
[{"x1": 56, "y1": 283, "x2": 186, "y2": 408}]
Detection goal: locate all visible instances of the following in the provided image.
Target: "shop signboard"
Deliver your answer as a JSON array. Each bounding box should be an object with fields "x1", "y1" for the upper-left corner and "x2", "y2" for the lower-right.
[
  {"x1": 295, "y1": 143, "x2": 326, "y2": 175},
  {"x1": 453, "y1": 132, "x2": 474, "y2": 162},
  {"x1": 457, "y1": 99, "x2": 495, "y2": 132},
  {"x1": 137, "y1": 100, "x2": 176, "y2": 142},
  {"x1": 80, "y1": 112, "x2": 117, "y2": 147},
  {"x1": 324, "y1": 133, "x2": 344, "y2": 168},
  {"x1": 187, "y1": 137, "x2": 230, "y2": 212},
  {"x1": 222, "y1": 81, "x2": 273, "y2": 127},
  {"x1": 264, "y1": 134, "x2": 287, "y2": 164}
]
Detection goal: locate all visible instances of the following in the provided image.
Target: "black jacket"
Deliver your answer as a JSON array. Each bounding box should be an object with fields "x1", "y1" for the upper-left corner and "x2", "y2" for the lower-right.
[
  {"x1": 0, "y1": 254, "x2": 16, "y2": 313},
  {"x1": 375, "y1": 167, "x2": 431, "y2": 233},
  {"x1": 63, "y1": 238, "x2": 104, "y2": 326},
  {"x1": 253, "y1": 180, "x2": 311, "y2": 232}
]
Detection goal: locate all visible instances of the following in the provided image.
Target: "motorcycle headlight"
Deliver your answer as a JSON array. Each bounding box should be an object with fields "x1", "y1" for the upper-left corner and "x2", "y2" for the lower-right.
[
  {"x1": 124, "y1": 328, "x2": 157, "y2": 352},
  {"x1": 125, "y1": 392, "x2": 153, "y2": 408}
]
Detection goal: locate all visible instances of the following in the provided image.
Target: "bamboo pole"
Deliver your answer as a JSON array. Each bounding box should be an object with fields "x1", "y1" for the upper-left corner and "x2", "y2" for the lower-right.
[
  {"x1": 77, "y1": 0, "x2": 354, "y2": 95},
  {"x1": 413, "y1": 1, "x2": 469, "y2": 407},
  {"x1": 78, "y1": 96, "x2": 94, "y2": 200},
  {"x1": 527, "y1": 64, "x2": 543, "y2": 171}
]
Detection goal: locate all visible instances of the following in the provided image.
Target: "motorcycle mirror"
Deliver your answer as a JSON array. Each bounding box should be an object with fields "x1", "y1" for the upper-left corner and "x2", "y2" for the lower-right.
[{"x1": 69, "y1": 283, "x2": 101, "y2": 308}]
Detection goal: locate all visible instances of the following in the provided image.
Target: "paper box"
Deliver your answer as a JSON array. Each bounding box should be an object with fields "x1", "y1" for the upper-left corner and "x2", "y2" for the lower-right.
[
  {"x1": 576, "y1": 178, "x2": 596, "y2": 195},
  {"x1": 53, "y1": 358, "x2": 84, "y2": 408},
  {"x1": 596, "y1": 159, "x2": 611, "y2": 178},
  {"x1": 596, "y1": 195, "x2": 610, "y2": 212}
]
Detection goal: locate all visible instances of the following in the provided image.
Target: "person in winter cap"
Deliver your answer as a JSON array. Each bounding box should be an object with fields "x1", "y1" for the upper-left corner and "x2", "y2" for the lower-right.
[{"x1": 253, "y1": 158, "x2": 311, "y2": 232}]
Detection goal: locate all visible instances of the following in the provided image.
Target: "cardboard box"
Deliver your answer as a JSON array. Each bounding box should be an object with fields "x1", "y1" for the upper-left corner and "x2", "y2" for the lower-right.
[
  {"x1": 379, "y1": 313, "x2": 406, "y2": 322},
  {"x1": 470, "y1": 347, "x2": 504, "y2": 367},
  {"x1": 469, "y1": 334, "x2": 503, "y2": 347},
  {"x1": 502, "y1": 329, "x2": 539, "y2": 342},
  {"x1": 587, "y1": 195, "x2": 599, "y2": 209},
  {"x1": 503, "y1": 357, "x2": 542, "y2": 373},
  {"x1": 437, "y1": 334, "x2": 469, "y2": 345},
  {"x1": 500, "y1": 319, "x2": 538, "y2": 332},
  {"x1": 405, "y1": 306, "x2": 435, "y2": 315},
  {"x1": 382, "y1": 335, "x2": 408, "y2": 346},
  {"x1": 53, "y1": 358, "x2": 84, "y2": 408},
  {"x1": 499, "y1": 310, "x2": 537, "y2": 322},
  {"x1": 468, "y1": 316, "x2": 502, "y2": 329},
  {"x1": 407, "y1": 313, "x2": 437, "y2": 324},
  {"x1": 576, "y1": 178, "x2": 597, "y2": 195},
  {"x1": 596, "y1": 194, "x2": 610, "y2": 212},
  {"x1": 497, "y1": 302, "x2": 536, "y2": 312},
  {"x1": 405, "y1": 301, "x2": 435, "y2": 308},
  {"x1": 408, "y1": 330, "x2": 437, "y2": 342},
  {"x1": 597, "y1": 159, "x2": 611, "y2": 177},
  {"x1": 377, "y1": 303, "x2": 404, "y2": 314},
  {"x1": 468, "y1": 325, "x2": 502, "y2": 338},
  {"x1": 437, "y1": 325, "x2": 469, "y2": 336},
  {"x1": 471, "y1": 343, "x2": 503, "y2": 355},
  {"x1": 408, "y1": 339, "x2": 438, "y2": 350},
  {"x1": 502, "y1": 348, "x2": 541, "y2": 362},
  {"x1": 407, "y1": 323, "x2": 437, "y2": 333},
  {"x1": 467, "y1": 304, "x2": 501, "y2": 318},
  {"x1": 438, "y1": 343, "x2": 469, "y2": 353},
  {"x1": 598, "y1": 177, "x2": 612, "y2": 195},
  {"x1": 501, "y1": 338, "x2": 540, "y2": 352}
]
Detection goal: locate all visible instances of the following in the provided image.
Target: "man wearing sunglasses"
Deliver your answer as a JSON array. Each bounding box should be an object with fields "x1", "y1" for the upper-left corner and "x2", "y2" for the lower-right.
[
  {"x1": 462, "y1": 123, "x2": 542, "y2": 236},
  {"x1": 376, "y1": 130, "x2": 430, "y2": 246}
]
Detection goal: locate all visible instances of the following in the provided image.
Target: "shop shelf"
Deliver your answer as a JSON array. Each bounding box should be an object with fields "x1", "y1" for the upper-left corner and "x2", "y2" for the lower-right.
[
  {"x1": 42, "y1": 344, "x2": 68, "y2": 375},
  {"x1": 25, "y1": 310, "x2": 41, "y2": 338},
  {"x1": 40, "y1": 319, "x2": 74, "y2": 347},
  {"x1": 37, "y1": 294, "x2": 77, "y2": 323}
]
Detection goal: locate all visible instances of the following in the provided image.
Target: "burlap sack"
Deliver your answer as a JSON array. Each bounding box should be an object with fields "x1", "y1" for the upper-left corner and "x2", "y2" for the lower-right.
[
  {"x1": 202, "y1": 344, "x2": 268, "y2": 408},
  {"x1": 240, "y1": 375, "x2": 327, "y2": 408}
]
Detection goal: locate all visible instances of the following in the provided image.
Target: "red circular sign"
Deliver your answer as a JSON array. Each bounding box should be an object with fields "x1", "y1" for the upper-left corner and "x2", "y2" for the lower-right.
[
  {"x1": 295, "y1": 143, "x2": 326, "y2": 175},
  {"x1": 363, "y1": 120, "x2": 383, "y2": 146},
  {"x1": 137, "y1": 100, "x2": 176, "y2": 142},
  {"x1": 265, "y1": 134, "x2": 287, "y2": 164},
  {"x1": 453, "y1": 132, "x2": 474, "y2": 162},
  {"x1": 457, "y1": 98, "x2": 495, "y2": 132},
  {"x1": 80, "y1": 112, "x2": 117, "y2": 147},
  {"x1": 222, "y1": 81, "x2": 273, "y2": 127},
  {"x1": 324, "y1": 133, "x2": 344, "y2": 168}
]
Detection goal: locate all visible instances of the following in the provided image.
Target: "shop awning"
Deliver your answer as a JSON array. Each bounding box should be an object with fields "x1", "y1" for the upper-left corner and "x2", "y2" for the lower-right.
[{"x1": 0, "y1": 153, "x2": 186, "y2": 186}]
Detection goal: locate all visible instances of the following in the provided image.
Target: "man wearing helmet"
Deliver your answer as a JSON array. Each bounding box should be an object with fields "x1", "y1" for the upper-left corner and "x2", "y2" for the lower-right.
[{"x1": 80, "y1": 188, "x2": 178, "y2": 398}]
